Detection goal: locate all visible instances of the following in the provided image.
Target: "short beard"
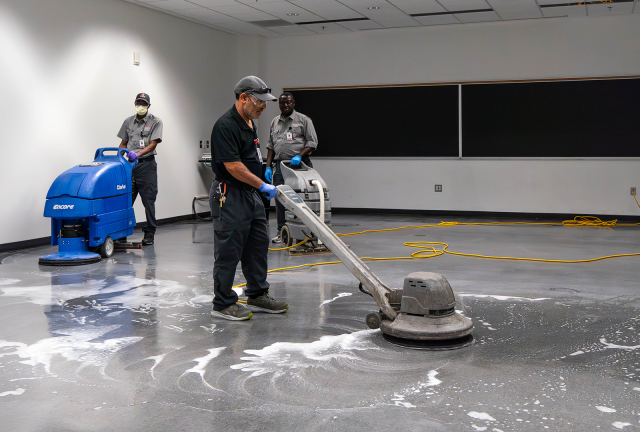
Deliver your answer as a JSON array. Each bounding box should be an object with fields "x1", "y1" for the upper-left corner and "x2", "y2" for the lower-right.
[{"x1": 242, "y1": 104, "x2": 257, "y2": 120}]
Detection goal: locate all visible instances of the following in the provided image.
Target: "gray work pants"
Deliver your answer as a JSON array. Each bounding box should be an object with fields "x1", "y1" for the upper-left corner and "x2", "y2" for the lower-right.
[
  {"x1": 132, "y1": 157, "x2": 158, "y2": 234},
  {"x1": 209, "y1": 180, "x2": 269, "y2": 311}
]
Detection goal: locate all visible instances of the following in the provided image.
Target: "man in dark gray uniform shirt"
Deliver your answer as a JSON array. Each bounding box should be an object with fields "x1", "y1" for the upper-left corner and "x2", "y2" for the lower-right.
[
  {"x1": 209, "y1": 76, "x2": 288, "y2": 321},
  {"x1": 265, "y1": 92, "x2": 318, "y2": 244},
  {"x1": 117, "y1": 93, "x2": 163, "y2": 246}
]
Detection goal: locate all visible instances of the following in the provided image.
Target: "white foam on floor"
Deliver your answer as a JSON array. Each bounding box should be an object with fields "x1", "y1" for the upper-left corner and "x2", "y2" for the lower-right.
[
  {"x1": 569, "y1": 350, "x2": 584, "y2": 356},
  {"x1": 0, "y1": 325, "x2": 141, "y2": 375},
  {"x1": 184, "y1": 348, "x2": 226, "y2": 379},
  {"x1": 391, "y1": 394, "x2": 416, "y2": 408},
  {"x1": 600, "y1": 338, "x2": 640, "y2": 351},
  {"x1": 423, "y1": 370, "x2": 442, "y2": 387},
  {"x1": 146, "y1": 354, "x2": 166, "y2": 379},
  {"x1": 612, "y1": 422, "x2": 631, "y2": 429},
  {"x1": 459, "y1": 294, "x2": 549, "y2": 302},
  {"x1": 467, "y1": 412, "x2": 496, "y2": 421},
  {"x1": 471, "y1": 426, "x2": 487, "y2": 431},
  {"x1": 230, "y1": 329, "x2": 379, "y2": 377},
  {"x1": 0, "y1": 388, "x2": 25, "y2": 397},
  {"x1": 596, "y1": 406, "x2": 616, "y2": 413},
  {"x1": 0, "y1": 276, "x2": 202, "y2": 309},
  {"x1": 320, "y1": 293, "x2": 352, "y2": 307},
  {"x1": 0, "y1": 278, "x2": 20, "y2": 286}
]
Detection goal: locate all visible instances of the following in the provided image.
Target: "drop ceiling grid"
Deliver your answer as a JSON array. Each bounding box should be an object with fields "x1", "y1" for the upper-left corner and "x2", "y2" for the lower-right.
[{"x1": 124, "y1": 0, "x2": 639, "y2": 36}]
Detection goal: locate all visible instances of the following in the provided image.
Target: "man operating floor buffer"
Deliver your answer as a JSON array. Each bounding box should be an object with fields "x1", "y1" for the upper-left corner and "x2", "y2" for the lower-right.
[{"x1": 276, "y1": 165, "x2": 474, "y2": 350}]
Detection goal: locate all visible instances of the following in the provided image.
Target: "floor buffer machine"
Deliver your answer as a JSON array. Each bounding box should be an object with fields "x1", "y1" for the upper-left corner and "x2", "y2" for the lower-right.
[
  {"x1": 39, "y1": 148, "x2": 139, "y2": 266},
  {"x1": 275, "y1": 169, "x2": 474, "y2": 350}
]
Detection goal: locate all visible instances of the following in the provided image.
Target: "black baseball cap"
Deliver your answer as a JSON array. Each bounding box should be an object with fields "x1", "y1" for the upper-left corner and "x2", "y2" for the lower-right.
[
  {"x1": 135, "y1": 93, "x2": 150, "y2": 104},
  {"x1": 234, "y1": 76, "x2": 276, "y2": 102}
]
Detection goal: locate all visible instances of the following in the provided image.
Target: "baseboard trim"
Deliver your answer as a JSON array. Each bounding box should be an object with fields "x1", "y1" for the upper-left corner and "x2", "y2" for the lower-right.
[
  {"x1": 331, "y1": 207, "x2": 640, "y2": 222},
  {"x1": 3, "y1": 208, "x2": 636, "y2": 253}
]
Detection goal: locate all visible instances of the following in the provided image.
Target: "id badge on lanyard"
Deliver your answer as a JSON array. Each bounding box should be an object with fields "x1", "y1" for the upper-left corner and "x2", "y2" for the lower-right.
[{"x1": 254, "y1": 138, "x2": 262, "y2": 161}]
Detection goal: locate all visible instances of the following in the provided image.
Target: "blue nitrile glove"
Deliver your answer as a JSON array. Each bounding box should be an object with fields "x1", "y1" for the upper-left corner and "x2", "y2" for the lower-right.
[
  {"x1": 127, "y1": 151, "x2": 139, "y2": 161},
  {"x1": 265, "y1": 167, "x2": 273, "y2": 183},
  {"x1": 290, "y1": 155, "x2": 302, "y2": 166},
  {"x1": 259, "y1": 183, "x2": 277, "y2": 200}
]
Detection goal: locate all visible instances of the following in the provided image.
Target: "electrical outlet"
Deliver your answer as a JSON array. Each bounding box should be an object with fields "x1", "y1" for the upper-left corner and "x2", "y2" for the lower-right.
[
  {"x1": 435, "y1": 185, "x2": 442, "y2": 192},
  {"x1": 199, "y1": 140, "x2": 203, "y2": 148},
  {"x1": 631, "y1": 187, "x2": 636, "y2": 196},
  {"x1": 206, "y1": 141, "x2": 210, "y2": 149}
]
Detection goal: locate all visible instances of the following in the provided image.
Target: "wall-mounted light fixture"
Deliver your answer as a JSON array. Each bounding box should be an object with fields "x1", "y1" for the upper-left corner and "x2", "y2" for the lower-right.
[{"x1": 133, "y1": 52, "x2": 141, "y2": 66}]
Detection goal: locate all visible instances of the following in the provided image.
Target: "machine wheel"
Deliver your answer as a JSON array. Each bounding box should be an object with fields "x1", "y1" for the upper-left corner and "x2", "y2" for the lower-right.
[
  {"x1": 99, "y1": 237, "x2": 114, "y2": 258},
  {"x1": 365, "y1": 312, "x2": 382, "y2": 329},
  {"x1": 280, "y1": 225, "x2": 293, "y2": 247}
]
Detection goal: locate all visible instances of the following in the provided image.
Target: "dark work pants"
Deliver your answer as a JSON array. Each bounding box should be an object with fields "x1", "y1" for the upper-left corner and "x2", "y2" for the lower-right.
[
  {"x1": 273, "y1": 159, "x2": 313, "y2": 233},
  {"x1": 209, "y1": 180, "x2": 270, "y2": 311},
  {"x1": 132, "y1": 157, "x2": 158, "y2": 234}
]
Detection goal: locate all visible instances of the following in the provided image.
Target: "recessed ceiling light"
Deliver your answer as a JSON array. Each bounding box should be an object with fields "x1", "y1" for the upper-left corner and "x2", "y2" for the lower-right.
[
  {"x1": 287, "y1": 13, "x2": 299, "y2": 16},
  {"x1": 367, "y1": 6, "x2": 380, "y2": 9}
]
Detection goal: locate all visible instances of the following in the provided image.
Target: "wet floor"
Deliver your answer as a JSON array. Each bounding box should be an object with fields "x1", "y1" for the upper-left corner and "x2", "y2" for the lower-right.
[{"x1": 0, "y1": 213, "x2": 639, "y2": 431}]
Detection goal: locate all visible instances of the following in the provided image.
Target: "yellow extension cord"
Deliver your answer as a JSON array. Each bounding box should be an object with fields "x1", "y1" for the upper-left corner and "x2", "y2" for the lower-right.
[{"x1": 234, "y1": 195, "x2": 640, "y2": 291}]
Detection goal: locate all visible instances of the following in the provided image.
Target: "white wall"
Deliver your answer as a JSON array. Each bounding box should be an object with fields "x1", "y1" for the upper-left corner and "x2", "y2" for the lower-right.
[
  {"x1": 258, "y1": 15, "x2": 640, "y2": 215},
  {"x1": 0, "y1": 0, "x2": 237, "y2": 245}
]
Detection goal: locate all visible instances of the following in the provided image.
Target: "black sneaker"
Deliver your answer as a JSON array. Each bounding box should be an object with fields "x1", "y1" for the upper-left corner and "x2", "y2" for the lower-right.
[
  {"x1": 142, "y1": 232, "x2": 154, "y2": 246},
  {"x1": 271, "y1": 235, "x2": 281, "y2": 244},
  {"x1": 246, "y1": 293, "x2": 288, "y2": 314},
  {"x1": 210, "y1": 304, "x2": 252, "y2": 321}
]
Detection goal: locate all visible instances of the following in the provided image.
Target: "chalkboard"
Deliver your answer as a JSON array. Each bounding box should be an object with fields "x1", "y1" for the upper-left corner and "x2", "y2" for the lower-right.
[
  {"x1": 288, "y1": 85, "x2": 459, "y2": 157},
  {"x1": 462, "y1": 78, "x2": 640, "y2": 157}
]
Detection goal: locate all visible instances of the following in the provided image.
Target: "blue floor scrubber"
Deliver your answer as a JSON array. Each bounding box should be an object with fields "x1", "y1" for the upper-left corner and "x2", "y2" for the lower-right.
[{"x1": 39, "y1": 148, "x2": 137, "y2": 266}]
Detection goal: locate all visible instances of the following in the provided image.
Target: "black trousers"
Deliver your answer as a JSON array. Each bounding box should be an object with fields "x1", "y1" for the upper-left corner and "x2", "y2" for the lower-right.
[
  {"x1": 132, "y1": 157, "x2": 158, "y2": 234},
  {"x1": 273, "y1": 159, "x2": 313, "y2": 233},
  {"x1": 209, "y1": 180, "x2": 269, "y2": 311}
]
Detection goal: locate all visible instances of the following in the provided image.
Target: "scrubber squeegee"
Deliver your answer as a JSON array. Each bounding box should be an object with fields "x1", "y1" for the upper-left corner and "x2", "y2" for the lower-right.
[{"x1": 276, "y1": 185, "x2": 474, "y2": 350}]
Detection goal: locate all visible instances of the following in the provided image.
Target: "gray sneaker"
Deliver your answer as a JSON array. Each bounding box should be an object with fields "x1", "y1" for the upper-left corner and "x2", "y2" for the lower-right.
[
  {"x1": 210, "y1": 303, "x2": 253, "y2": 321},
  {"x1": 246, "y1": 293, "x2": 289, "y2": 314}
]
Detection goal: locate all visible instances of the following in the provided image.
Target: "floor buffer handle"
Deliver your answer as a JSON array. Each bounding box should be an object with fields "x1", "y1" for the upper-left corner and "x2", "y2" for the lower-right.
[{"x1": 276, "y1": 185, "x2": 397, "y2": 320}]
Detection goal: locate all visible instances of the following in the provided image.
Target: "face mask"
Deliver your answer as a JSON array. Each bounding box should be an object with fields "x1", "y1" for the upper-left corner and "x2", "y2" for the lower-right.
[{"x1": 135, "y1": 105, "x2": 148, "y2": 116}]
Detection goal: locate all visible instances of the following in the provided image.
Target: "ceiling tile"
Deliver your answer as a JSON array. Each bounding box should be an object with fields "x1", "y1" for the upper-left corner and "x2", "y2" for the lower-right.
[
  {"x1": 187, "y1": 0, "x2": 240, "y2": 7},
  {"x1": 175, "y1": 7, "x2": 241, "y2": 21},
  {"x1": 139, "y1": 0, "x2": 200, "y2": 11},
  {"x1": 268, "y1": 25, "x2": 318, "y2": 35},
  {"x1": 413, "y1": 14, "x2": 462, "y2": 24},
  {"x1": 299, "y1": 7, "x2": 365, "y2": 20},
  {"x1": 587, "y1": 2, "x2": 634, "y2": 16},
  {"x1": 299, "y1": 22, "x2": 354, "y2": 33},
  {"x1": 437, "y1": 0, "x2": 492, "y2": 12},
  {"x1": 205, "y1": 4, "x2": 264, "y2": 14},
  {"x1": 230, "y1": 11, "x2": 279, "y2": 20},
  {"x1": 389, "y1": 0, "x2": 448, "y2": 15},
  {"x1": 541, "y1": 4, "x2": 586, "y2": 17},
  {"x1": 235, "y1": 0, "x2": 287, "y2": 4},
  {"x1": 291, "y1": 0, "x2": 350, "y2": 6},
  {"x1": 338, "y1": 19, "x2": 385, "y2": 29},
  {"x1": 454, "y1": 10, "x2": 501, "y2": 21},
  {"x1": 376, "y1": 17, "x2": 422, "y2": 26},
  {"x1": 496, "y1": 9, "x2": 541, "y2": 19},
  {"x1": 635, "y1": 1, "x2": 640, "y2": 13}
]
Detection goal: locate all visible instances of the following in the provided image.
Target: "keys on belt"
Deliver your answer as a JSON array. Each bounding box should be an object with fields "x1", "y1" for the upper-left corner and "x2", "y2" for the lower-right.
[{"x1": 213, "y1": 182, "x2": 227, "y2": 207}]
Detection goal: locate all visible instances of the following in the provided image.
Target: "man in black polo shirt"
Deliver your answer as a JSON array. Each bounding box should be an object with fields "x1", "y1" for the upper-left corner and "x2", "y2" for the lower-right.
[{"x1": 209, "y1": 76, "x2": 288, "y2": 321}]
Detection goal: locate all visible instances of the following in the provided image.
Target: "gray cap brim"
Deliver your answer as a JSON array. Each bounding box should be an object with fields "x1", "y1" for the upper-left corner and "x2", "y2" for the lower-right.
[{"x1": 249, "y1": 91, "x2": 277, "y2": 102}]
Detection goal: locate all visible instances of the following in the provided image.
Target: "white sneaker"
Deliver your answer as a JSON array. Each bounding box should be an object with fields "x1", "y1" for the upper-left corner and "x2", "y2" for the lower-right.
[{"x1": 271, "y1": 235, "x2": 281, "y2": 244}]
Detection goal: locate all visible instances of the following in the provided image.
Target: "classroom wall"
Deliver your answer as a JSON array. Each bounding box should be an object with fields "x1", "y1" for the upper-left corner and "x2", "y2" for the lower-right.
[
  {"x1": 258, "y1": 14, "x2": 640, "y2": 216},
  {"x1": 0, "y1": 0, "x2": 237, "y2": 246}
]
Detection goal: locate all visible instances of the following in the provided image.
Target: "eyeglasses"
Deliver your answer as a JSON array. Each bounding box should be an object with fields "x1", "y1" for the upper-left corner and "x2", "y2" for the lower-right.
[{"x1": 248, "y1": 94, "x2": 267, "y2": 108}]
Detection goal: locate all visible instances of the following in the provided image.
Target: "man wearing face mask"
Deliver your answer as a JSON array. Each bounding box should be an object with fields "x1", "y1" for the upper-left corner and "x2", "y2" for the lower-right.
[
  {"x1": 208, "y1": 76, "x2": 287, "y2": 321},
  {"x1": 265, "y1": 92, "x2": 318, "y2": 244},
  {"x1": 117, "y1": 93, "x2": 163, "y2": 246}
]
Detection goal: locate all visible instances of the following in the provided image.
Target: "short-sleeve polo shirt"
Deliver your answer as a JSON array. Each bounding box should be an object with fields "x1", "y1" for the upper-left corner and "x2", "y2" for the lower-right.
[{"x1": 210, "y1": 105, "x2": 263, "y2": 188}]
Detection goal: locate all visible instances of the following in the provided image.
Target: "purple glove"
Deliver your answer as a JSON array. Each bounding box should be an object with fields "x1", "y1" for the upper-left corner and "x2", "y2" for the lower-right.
[{"x1": 127, "y1": 151, "x2": 139, "y2": 161}]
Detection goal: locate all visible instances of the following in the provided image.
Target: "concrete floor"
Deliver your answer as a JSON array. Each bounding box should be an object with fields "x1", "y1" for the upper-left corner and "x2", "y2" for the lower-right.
[{"x1": 1, "y1": 213, "x2": 639, "y2": 431}]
